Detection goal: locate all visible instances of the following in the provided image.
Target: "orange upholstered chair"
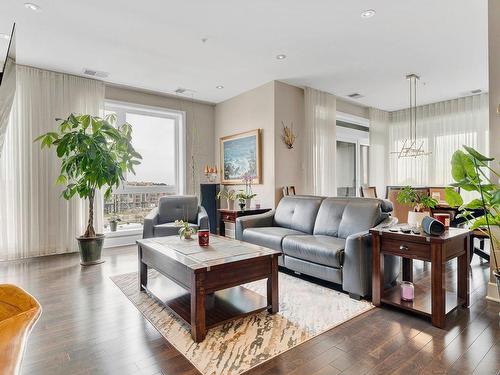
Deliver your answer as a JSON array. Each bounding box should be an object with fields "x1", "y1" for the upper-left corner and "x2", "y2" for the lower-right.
[{"x1": 0, "y1": 284, "x2": 41, "y2": 375}]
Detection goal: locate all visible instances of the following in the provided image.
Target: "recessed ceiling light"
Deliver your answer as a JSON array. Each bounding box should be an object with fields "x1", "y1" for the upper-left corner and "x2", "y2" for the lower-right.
[
  {"x1": 361, "y1": 9, "x2": 376, "y2": 18},
  {"x1": 0, "y1": 33, "x2": 10, "y2": 40},
  {"x1": 276, "y1": 54, "x2": 287, "y2": 60},
  {"x1": 24, "y1": 2, "x2": 41, "y2": 11},
  {"x1": 216, "y1": 85, "x2": 224, "y2": 89}
]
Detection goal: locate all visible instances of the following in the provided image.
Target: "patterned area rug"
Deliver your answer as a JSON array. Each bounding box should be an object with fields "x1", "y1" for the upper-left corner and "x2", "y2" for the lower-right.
[{"x1": 111, "y1": 270, "x2": 373, "y2": 375}]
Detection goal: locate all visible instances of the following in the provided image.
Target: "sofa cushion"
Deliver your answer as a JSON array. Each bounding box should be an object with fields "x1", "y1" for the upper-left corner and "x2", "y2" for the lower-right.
[
  {"x1": 158, "y1": 195, "x2": 198, "y2": 224},
  {"x1": 274, "y1": 196, "x2": 324, "y2": 234},
  {"x1": 242, "y1": 227, "x2": 306, "y2": 251},
  {"x1": 282, "y1": 235, "x2": 345, "y2": 268},
  {"x1": 337, "y1": 200, "x2": 381, "y2": 239},
  {"x1": 154, "y1": 222, "x2": 198, "y2": 237},
  {"x1": 313, "y1": 198, "x2": 349, "y2": 236}
]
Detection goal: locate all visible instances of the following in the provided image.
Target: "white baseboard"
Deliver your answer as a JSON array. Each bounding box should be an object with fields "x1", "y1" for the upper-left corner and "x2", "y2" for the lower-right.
[{"x1": 486, "y1": 281, "x2": 500, "y2": 303}]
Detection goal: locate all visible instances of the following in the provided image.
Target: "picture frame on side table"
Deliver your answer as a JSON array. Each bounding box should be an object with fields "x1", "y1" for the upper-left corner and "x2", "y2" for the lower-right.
[{"x1": 220, "y1": 129, "x2": 262, "y2": 185}]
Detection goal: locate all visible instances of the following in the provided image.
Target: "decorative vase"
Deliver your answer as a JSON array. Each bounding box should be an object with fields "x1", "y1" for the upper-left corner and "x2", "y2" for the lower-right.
[
  {"x1": 227, "y1": 199, "x2": 235, "y2": 210},
  {"x1": 76, "y1": 234, "x2": 105, "y2": 266},
  {"x1": 245, "y1": 198, "x2": 252, "y2": 209},
  {"x1": 407, "y1": 211, "x2": 430, "y2": 229},
  {"x1": 110, "y1": 221, "x2": 118, "y2": 232},
  {"x1": 239, "y1": 202, "x2": 246, "y2": 211},
  {"x1": 182, "y1": 231, "x2": 193, "y2": 240}
]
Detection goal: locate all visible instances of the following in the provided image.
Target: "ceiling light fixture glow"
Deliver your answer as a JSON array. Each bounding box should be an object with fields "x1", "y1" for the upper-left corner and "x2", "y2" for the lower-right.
[
  {"x1": 361, "y1": 9, "x2": 376, "y2": 18},
  {"x1": 24, "y1": 2, "x2": 41, "y2": 11},
  {"x1": 216, "y1": 85, "x2": 224, "y2": 89},
  {"x1": 276, "y1": 54, "x2": 287, "y2": 60}
]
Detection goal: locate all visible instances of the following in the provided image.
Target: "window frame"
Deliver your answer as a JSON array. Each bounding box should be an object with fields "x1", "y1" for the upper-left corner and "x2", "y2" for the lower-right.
[{"x1": 104, "y1": 100, "x2": 187, "y2": 195}]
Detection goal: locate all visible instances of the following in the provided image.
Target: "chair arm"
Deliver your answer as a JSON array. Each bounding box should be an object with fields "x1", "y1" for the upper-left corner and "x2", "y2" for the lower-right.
[
  {"x1": 342, "y1": 227, "x2": 400, "y2": 297},
  {"x1": 197, "y1": 206, "x2": 209, "y2": 231},
  {"x1": 143, "y1": 208, "x2": 159, "y2": 238},
  {"x1": 235, "y1": 210, "x2": 275, "y2": 240}
]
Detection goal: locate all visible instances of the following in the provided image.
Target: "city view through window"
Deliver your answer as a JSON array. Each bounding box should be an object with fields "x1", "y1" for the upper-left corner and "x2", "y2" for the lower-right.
[{"x1": 103, "y1": 104, "x2": 183, "y2": 232}]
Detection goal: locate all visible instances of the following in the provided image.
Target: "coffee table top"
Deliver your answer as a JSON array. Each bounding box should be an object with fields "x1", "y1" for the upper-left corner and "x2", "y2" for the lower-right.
[{"x1": 137, "y1": 235, "x2": 281, "y2": 271}]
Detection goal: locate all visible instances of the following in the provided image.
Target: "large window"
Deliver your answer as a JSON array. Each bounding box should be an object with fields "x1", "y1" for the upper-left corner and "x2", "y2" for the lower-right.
[{"x1": 103, "y1": 101, "x2": 185, "y2": 232}]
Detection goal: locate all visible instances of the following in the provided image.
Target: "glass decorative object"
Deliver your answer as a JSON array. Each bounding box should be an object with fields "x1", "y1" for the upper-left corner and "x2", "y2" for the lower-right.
[
  {"x1": 400, "y1": 281, "x2": 414, "y2": 301},
  {"x1": 198, "y1": 230, "x2": 209, "y2": 247}
]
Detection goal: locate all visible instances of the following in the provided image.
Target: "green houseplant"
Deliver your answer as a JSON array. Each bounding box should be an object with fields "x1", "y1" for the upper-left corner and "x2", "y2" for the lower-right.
[
  {"x1": 217, "y1": 188, "x2": 236, "y2": 210},
  {"x1": 35, "y1": 113, "x2": 142, "y2": 265},
  {"x1": 175, "y1": 220, "x2": 197, "y2": 239},
  {"x1": 397, "y1": 186, "x2": 438, "y2": 227},
  {"x1": 444, "y1": 146, "x2": 499, "y2": 292}
]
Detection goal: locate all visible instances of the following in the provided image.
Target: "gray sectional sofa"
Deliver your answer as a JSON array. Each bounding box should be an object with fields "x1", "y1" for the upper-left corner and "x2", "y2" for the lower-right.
[{"x1": 235, "y1": 195, "x2": 399, "y2": 299}]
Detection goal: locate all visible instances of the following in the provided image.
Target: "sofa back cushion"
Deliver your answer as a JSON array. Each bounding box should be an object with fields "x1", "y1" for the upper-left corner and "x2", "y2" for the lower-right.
[
  {"x1": 313, "y1": 198, "x2": 349, "y2": 236},
  {"x1": 337, "y1": 199, "x2": 383, "y2": 238},
  {"x1": 158, "y1": 195, "x2": 198, "y2": 224},
  {"x1": 274, "y1": 196, "x2": 324, "y2": 234}
]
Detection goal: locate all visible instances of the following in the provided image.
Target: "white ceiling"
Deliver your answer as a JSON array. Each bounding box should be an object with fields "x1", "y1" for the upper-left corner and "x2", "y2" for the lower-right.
[{"x1": 0, "y1": 0, "x2": 488, "y2": 111}]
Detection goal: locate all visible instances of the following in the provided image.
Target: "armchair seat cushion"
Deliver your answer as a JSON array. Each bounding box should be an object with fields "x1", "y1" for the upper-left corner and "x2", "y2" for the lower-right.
[
  {"x1": 153, "y1": 222, "x2": 198, "y2": 237},
  {"x1": 242, "y1": 227, "x2": 305, "y2": 251},
  {"x1": 283, "y1": 235, "x2": 345, "y2": 268}
]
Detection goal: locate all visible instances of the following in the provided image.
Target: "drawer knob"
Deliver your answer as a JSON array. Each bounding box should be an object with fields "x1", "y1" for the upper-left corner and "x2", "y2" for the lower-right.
[{"x1": 400, "y1": 245, "x2": 408, "y2": 251}]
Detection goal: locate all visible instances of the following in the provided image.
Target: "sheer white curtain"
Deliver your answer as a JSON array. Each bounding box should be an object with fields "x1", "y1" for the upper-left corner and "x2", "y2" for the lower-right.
[
  {"x1": 369, "y1": 108, "x2": 390, "y2": 197},
  {"x1": 303, "y1": 87, "x2": 337, "y2": 196},
  {"x1": 388, "y1": 94, "x2": 489, "y2": 189},
  {"x1": 0, "y1": 66, "x2": 105, "y2": 260}
]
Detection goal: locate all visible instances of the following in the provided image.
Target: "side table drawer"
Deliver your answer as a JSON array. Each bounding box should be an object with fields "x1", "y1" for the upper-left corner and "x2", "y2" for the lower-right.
[
  {"x1": 381, "y1": 238, "x2": 430, "y2": 261},
  {"x1": 221, "y1": 213, "x2": 236, "y2": 222}
]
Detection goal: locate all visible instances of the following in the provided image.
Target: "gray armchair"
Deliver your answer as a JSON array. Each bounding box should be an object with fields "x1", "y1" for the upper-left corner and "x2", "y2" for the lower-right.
[{"x1": 143, "y1": 195, "x2": 209, "y2": 239}]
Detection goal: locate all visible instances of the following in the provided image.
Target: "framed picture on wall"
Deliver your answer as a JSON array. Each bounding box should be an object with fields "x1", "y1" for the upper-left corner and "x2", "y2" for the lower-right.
[{"x1": 220, "y1": 129, "x2": 262, "y2": 185}]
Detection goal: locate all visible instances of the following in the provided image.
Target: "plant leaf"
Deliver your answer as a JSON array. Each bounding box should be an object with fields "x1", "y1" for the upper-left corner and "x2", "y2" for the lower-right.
[
  {"x1": 463, "y1": 145, "x2": 494, "y2": 162},
  {"x1": 451, "y1": 150, "x2": 476, "y2": 182},
  {"x1": 444, "y1": 187, "x2": 463, "y2": 207}
]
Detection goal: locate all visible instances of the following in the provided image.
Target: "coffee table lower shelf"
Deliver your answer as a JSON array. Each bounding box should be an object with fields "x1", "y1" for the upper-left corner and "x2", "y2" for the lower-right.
[
  {"x1": 145, "y1": 273, "x2": 269, "y2": 329},
  {"x1": 381, "y1": 281, "x2": 464, "y2": 318}
]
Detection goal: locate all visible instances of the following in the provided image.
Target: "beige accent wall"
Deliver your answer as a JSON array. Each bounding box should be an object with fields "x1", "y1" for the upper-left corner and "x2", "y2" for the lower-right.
[
  {"x1": 274, "y1": 81, "x2": 305, "y2": 203},
  {"x1": 337, "y1": 98, "x2": 370, "y2": 119},
  {"x1": 487, "y1": 0, "x2": 500, "y2": 303},
  {"x1": 105, "y1": 85, "x2": 215, "y2": 197},
  {"x1": 214, "y1": 82, "x2": 276, "y2": 208}
]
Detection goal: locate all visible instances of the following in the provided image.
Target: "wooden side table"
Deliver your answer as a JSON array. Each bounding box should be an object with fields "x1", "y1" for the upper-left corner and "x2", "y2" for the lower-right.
[
  {"x1": 218, "y1": 208, "x2": 271, "y2": 238},
  {"x1": 370, "y1": 227, "x2": 471, "y2": 328}
]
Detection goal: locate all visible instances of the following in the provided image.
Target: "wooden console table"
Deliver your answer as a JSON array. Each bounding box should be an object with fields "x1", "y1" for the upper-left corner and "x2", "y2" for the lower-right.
[
  {"x1": 218, "y1": 208, "x2": 271, "y2": 238},
  {"x1": 370, "y1": 227, "x2": 471, "y2": 328}
]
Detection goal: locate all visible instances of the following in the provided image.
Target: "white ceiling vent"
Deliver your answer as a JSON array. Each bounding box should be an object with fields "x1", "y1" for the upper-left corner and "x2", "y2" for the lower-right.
[
  {"x1": 347, "y1": 93, "x2": 364, "y2": 99},
  {"x1": 174, "y1": 87, "x2": 197, "y2": 95},
  {"x1": 83, "y1": 68, "x2": 109, "y2": 78},
  {"x1": 470, "y1": 89, "x2": 482, "y2": 94}
]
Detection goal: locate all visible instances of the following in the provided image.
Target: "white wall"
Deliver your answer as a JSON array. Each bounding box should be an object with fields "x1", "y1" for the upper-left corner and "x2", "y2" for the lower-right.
[
  {"x1": 105, "y1": 85, "x2": 215, "y2": 197},
  {"x1": 487, "y1": 0, "x2": 500, "y2": 303},
  {"x1": 274, "y1": 81, "x2": 305, "y2": 203},
  {"x1": 214, "y1": 82, "x2": 276, "y2": 208}
]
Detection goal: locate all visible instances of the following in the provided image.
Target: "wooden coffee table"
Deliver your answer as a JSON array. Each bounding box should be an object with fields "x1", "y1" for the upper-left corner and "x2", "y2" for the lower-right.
[{"x1": 137, "y1": 235, "x2": 281, "y2": 342}]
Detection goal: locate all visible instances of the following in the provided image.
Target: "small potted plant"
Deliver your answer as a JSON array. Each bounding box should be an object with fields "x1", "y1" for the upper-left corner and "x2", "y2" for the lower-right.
[
  {"x1": 175, "y1": 220, "x2": 196, "y2": 239},
  {"x1": 241, "y1": 173, "x2": 257, "y2": 208},
  {"x1": 444, "y1": 146, "x2": 499, "y2": 295},
  {"x1": 217, "y1": 188, "x2": 236, "y2": 210},
  {"x1": 35, "y1": 113, "x2": 142, "y2": 265},
  {"x1": 397, "y1": 186, "x2": 438, "y2": 228},
  {"x1": 109, "y1": 216, "x2": 121, "y2": 232}
]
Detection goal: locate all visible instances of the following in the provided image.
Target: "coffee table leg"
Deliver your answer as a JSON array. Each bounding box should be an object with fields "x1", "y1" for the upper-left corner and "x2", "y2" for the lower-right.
[
  {"x1": 267, "y1": 255, "x2": 279, "y2": 314},
  {"x1": 191, "y1": 273, "x2": 206, "y2": 342},
  {"x1": 138, "y1": 246, "x2": 147, "y2": 291}
]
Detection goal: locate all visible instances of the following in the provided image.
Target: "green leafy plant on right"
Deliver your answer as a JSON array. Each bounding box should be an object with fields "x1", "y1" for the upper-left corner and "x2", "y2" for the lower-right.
[{"x1": 444, "y1": 145, "x2": 499, "y2": 286}]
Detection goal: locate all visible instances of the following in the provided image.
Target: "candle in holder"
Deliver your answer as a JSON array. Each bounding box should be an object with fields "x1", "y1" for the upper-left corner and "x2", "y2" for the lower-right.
[
  {"x1": 198, "y1": 230, "x2": 209, "y2": 247},
  {"x1": 400, "y1": 281, "x2": 414, "y2": 301}
]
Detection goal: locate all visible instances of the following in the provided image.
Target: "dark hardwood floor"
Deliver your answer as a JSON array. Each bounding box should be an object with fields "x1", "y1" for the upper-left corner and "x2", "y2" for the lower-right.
[{"x1": 0, "y1": 246, "x2": 498, "y2": 375}]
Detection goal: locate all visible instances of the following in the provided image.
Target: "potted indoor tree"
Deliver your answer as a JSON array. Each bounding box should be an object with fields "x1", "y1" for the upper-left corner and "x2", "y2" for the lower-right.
[
  {"x1": 397, "y1": 186, "x2": 438, "y2": 228},
  {"x1": 35, "y1": 113, "x2": 142, "y2": 265},
  {"x1": 444, "y1": 146, "x2": 499, "y2": 294}
]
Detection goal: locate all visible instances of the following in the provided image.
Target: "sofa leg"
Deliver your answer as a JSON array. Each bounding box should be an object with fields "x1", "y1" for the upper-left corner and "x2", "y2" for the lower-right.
[{"x1": 349, "y1": 293, "x2": 361, "y2": 301}]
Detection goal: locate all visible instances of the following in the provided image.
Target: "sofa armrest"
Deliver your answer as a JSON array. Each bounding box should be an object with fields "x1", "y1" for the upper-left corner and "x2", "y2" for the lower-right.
[
  {"x1": 197, "y1": 206, "x2": 209, "y2": 231},
  {"x1": 235, "y1": 210, "x2": 275, "y2": 240},
  {"x1": 374, "y1": 216, "x2": 399, "y2": 229},
  {"x1": 342, "y1": 227, "x2": 400, "y2": 298},
  {"x1": 143, "y1": 207, "x2": 159, "y2": 238}
]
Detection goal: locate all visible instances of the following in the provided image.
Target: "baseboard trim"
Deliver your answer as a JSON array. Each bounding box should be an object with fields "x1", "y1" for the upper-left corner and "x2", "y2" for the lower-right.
[{"x1": 486, "y1": 281, "x2": 500, "y2": 303}]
